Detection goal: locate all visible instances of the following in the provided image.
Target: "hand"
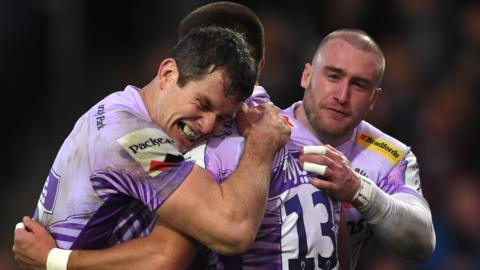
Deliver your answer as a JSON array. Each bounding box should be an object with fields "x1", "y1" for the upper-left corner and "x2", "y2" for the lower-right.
[
  {"x1": 236, "y1": 102, "x2": 291, "y2": 152},
  {"x1": 13, "y1": 216, "x2": 56, "y2": 270},
  {"x1": 300, "y1": 145, "x2": 361, "y2": 202}
]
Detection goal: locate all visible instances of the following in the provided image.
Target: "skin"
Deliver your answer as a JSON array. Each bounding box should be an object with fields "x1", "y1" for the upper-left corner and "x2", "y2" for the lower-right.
[
  {"x1": 297, "y1": 38, "x2": 382, "y2": 148},
  {"x1": 13, "y1": 35, "x2": 384, "y2": 270},
  {"x1": 142, "y1": 58, "x2": 242, "y2": 153},
  {"x1": 296, "y1": 37, "x2": 382, "y2": 202},
  {"x1": 13, "y1": 53, "x2": 291, "y2": 269}
]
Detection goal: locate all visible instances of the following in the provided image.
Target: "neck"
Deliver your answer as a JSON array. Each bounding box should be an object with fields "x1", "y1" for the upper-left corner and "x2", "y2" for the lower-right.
[{"x1": 294, "y1": 103, "x2": 351, "y2": 147}]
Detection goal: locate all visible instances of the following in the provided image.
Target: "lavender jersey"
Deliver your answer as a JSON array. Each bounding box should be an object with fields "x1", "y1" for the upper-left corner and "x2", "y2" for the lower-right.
[
  {"x1": 34, "y1": 85, "x2": 194, "y2": 250},
  {"x1": 283, "y1": 102, "x2": 424, "y2": 270},
  {"x1": 185, "y1": 86, "x2": 341, "y2": 270}
]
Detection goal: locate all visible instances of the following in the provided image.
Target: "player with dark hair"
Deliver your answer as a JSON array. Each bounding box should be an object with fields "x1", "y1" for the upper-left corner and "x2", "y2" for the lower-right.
[
  {"x1": 14, "y1": 3, "x2": 435, "y2": 270},
  {"x1": 12, "y1": 25, "x2": 290, "y2": 269},
  {"x1": 179, "y1": 0, "x2": 265, "y2": 80}
]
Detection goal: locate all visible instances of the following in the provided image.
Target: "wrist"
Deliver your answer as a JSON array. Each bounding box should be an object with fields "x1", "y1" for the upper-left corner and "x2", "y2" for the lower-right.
[
  {"x1": 351, "y1": 175, "x2": 375, "y2": 209},
  {"x1": 244, "y1": 133, "x2": 277, "y2": 157},
  {"x1": 47, "y1": 248, "x2": 72, "y2": 270}
]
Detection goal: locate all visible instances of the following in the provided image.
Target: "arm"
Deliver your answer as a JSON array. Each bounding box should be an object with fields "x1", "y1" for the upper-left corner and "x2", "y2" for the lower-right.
[
  {"x1": 351, "y1": 152, "x2": 435, "y2": 261},
  {"x1": 68, "y1": 219, "x2": 199, "y2": 270},
  {"x1": 302, "y1": 146, "x2": 435, "y2": 261},
  {"x1": 14, "y1": 217, "x2": 200, "y2": 270},
  {"x1": 14, "y1": 103, "x2": 290, "y2": 269},
  {"x1": 156, "y1": 102, "x2": 290, "y2": 254}
]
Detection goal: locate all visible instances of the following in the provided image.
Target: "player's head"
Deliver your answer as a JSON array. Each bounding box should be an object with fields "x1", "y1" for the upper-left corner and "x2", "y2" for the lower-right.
[
  {"x1": 156, "y1": 26, "x2": 256, "y2": 152},
  {"x1": 299, "y1": 29, "x2": 384, "y2": 145},
  {"x1": 179, "y1": 1, "x2": 265, "y2": 81}
]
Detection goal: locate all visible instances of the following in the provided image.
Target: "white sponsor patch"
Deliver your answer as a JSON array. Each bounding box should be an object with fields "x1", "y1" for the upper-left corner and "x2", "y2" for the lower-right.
[{"x1": 117, "y1": 128, "x2": 181, "y2": 177}]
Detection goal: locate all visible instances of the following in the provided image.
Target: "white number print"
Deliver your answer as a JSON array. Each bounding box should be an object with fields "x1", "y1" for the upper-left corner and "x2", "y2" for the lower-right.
[{"x1": 280, "y1": 184, "x2": 339, "y2": 270}]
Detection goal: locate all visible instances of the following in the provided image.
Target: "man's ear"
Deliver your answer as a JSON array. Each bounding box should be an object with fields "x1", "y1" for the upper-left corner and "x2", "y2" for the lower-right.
[
  {"x1": 368, "y1": 87, "x2": 383, "y2": 111},
  {"x1": 157, "y1": 58, "x2": 179, "y2": 90},
  {"x1": 300, "y1": 63, "x2": 312, "y2": 90}
]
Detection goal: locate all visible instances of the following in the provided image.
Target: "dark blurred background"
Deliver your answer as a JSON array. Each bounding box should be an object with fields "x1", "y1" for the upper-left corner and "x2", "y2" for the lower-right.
[{"x1": 2, "y1": 0, "x2": 480, "y2": 269}]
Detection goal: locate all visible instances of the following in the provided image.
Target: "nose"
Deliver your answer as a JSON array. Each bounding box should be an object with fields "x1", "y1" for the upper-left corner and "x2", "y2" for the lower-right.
[
  {"x1": 334, "y1": 80, "x2": 350, "y2": 105},
  {"x1": 199, "y1": 112, "x2": 220, "y2": 135}
]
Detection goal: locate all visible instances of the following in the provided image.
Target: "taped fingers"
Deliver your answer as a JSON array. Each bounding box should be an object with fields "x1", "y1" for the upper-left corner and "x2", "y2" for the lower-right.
[
  {"x1": 303, "y1": 162, "x2": 327, "y2": 176},
  {"x1": 302, "y1": 145, "x2": 327, "y2": 155},
  {"x1": 15, "y1": 222, "x2": 25, "y2": 230}
]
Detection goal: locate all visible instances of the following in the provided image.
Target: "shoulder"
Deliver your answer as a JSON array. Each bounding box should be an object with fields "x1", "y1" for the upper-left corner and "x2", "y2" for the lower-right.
[
  {"x1": 87, "y1": 94, "x2": 181, "y2": 176},
  {"x1": 352, "y1": 121, "x2": 410, "y2": 166},
  {"x1": 185, "y1": 126, "x2": 244, "y2": 182},
  {"x1": 349, "y1": 121, "x2": 413, "y2": 182}
]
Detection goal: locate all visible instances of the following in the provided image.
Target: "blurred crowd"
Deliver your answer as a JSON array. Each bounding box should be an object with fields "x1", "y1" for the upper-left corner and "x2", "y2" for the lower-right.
[{"x1": 2, "y1": 0, "x2": 479, "y2": 269}]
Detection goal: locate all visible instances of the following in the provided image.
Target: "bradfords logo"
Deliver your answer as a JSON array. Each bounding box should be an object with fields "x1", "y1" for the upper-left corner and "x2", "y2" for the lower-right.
[
  {"x1": 356, "y1": 132, "x2": 404, "y2": 165},
  {"x1": 118, "y1": 128, "x2": 181, "y2": 177},
  {"x1": 129, "y1": 137, "x2": 174, "y2": 154}
]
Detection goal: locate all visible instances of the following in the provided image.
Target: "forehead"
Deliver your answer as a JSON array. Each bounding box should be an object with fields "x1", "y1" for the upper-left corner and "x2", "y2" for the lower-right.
[{"x1": 315, "y1": 39, "x2": 381, "y2": 80}]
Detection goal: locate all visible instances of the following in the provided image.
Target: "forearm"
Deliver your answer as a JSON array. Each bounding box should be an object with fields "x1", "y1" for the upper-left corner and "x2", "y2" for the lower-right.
[
  {"x1": 354, "y1": 176, "x2": 436, "y2": 261},
  {"x1": 68, "y1": 241, "x2": 160, "y2": 270},
  {"x1": 157, "y1": 103, "x2": 289, "y2": 255},
  {"x1": 209, "y1": 136, "x2": 275, "y2": 248},
  {"x1": 67, "y1": 221, "x2": 198, "y2": 270},
  {"x1": 158, "y1": 137, "x2": 276, "y2": 255}
]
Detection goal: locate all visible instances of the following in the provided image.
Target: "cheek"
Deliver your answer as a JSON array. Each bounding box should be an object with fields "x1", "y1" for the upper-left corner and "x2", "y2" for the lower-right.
[{"x1": 351, "y1": 95, "x2": 373, "y2": 114}]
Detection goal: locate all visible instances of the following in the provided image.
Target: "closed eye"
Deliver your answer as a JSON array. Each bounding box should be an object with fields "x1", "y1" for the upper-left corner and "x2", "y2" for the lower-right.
[
  {"x1": 324, "y1": 66, "x2": 344, "y2": 82},
  {"x1": 198, "y1": 97, "x2": 212, "y2": 112},
  {"x1": 351, "y1": 78, "x2": 372, "y2": 90}
]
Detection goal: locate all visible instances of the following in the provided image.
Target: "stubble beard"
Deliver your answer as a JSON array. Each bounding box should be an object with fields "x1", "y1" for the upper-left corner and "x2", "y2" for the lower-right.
[{"x1": 304, "y1": 91, "x2": 354, "y2": 144}]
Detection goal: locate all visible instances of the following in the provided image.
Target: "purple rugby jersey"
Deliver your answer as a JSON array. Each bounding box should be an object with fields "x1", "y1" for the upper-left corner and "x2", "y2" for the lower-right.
[
  {"x1": 34, "y1": 85, "x2": 194, "y2": 250},
  {"x1": 185, "y1": 86, "x2": 342, "y2": 270},
  {"x1": 282, "y1": 102, "x2": 424, "y2": 269},
  {"x1": 186, "y1": 86, "x2": 424, "y2": 270}
]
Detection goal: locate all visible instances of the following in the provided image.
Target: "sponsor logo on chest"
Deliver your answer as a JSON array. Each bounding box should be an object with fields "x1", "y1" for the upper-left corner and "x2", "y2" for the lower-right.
[{"x1": 355, "y1": 132, "x2": 404, "y2": 165}]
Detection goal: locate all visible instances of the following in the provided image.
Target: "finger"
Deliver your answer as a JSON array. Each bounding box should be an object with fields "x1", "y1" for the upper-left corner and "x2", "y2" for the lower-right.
[
  {"x1": 23, "y1": 216, "x2": 43, "y2": 234},
  {"x1": 15, "y1": 222, "x2": 25, "y2": 230},
  {"x1": 14, "y1": 225, "x2": 32, "y2": 241},
  {"x1": 303, "y1": 162, "x2": 327, "y2": 176},
  {"x1": 13, "y1": 252, "x2": 37, "y2": 266},
  {"x1": 324, "y1": 144, "x2": 345, "y2": 161},
  {"x1": 310, "y1": 178, "x2": 333, "y2": 190},
  {"x1": 302, "y1": 145, "x2": 326, "y2": 155},
  {"x1": 300, "y1": 153, "x2": 332, "y2": 164}
]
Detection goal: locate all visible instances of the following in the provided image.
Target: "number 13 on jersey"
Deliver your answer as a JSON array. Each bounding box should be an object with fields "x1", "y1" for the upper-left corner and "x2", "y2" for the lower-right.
[{"x1": 280, "y1": 184, "x2": 339, "y2": 270}]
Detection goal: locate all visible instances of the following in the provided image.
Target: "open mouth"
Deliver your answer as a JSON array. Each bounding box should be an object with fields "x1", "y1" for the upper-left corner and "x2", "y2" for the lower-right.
[{"x1": 177, "y1": 121, "x2": 201, "y2": 141}]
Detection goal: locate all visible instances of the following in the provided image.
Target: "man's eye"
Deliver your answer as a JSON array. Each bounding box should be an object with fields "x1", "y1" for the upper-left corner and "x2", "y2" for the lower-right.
[
  {"x1": 327, "y1": 74, "x2": 340, "y2": 80},
  {"x1": 199, "y1": 103, "x2": 209, "y2": 111},
  {"x1": 217, "y1": 115, "x2": 231, "y2": 123},
  {"x1": 352, "y1": 82, "x2": 369, "y2": 90}
]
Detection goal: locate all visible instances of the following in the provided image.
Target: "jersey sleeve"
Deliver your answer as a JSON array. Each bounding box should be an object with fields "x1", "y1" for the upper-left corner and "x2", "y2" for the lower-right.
[
  {"x1": 90, "y1": 125, "x2": 195, "y2": 212},
  {"x1": 377, "y1": 150, "x2": 425, "y2": 199}
]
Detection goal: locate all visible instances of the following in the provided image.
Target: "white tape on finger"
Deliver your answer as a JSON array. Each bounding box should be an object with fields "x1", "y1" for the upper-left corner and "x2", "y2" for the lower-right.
[
  {"x1": 15, "y1": 222, "x2": 25, "y2": 230},
  {"x1": 302, "y1": 145, "x2": 327, "y2": 155},
  {"x1": 303, "y1": 162, "x2": 327, "y2": 176}
]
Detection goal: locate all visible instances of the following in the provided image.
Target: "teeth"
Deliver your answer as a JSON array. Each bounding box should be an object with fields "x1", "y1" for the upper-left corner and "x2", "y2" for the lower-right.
[{"x1": 179, "y1": 122, "x2": 201, "y2": 141}]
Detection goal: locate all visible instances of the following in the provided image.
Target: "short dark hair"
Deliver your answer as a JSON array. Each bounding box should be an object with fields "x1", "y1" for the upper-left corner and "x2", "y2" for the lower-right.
[
  {"x1": 170, "y1": 26, "x2": 256, "y2": 102},
  {"x1": 179, "y1": 2, "x2": 264, "y2": 69}
]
